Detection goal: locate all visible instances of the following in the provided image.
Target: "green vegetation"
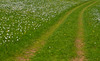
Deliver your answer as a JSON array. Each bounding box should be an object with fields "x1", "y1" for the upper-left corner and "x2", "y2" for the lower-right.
[
  {"x1": 31, "y1": 1, "x2": 95, "y2": 61},
  {"x1": 0, "y1": 0, "x2": 91, "y2": 60},
  {"x1": 0, "y1": 0, "x2": 99, "y2": 61},
  {"x1": 84, "y1": 1, "x2": 100, "y2": 61}
]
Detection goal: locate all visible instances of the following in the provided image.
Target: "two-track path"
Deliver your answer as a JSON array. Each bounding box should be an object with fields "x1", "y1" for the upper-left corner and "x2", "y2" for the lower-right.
[{"x1": 12, "y1": 1, "x2": 97, "y2": 61}]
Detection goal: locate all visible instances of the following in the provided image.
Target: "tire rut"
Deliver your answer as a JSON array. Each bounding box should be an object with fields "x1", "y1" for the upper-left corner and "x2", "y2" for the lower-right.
[{"x1": 72, "y1": 1, "x2": 97, "y2": 61}]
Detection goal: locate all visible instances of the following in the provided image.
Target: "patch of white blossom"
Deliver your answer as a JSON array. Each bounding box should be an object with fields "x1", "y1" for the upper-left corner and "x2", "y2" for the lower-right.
[
  {"x1": 89, "y1": 4, "x2": 100, "y2": 28},
  {"x1": 0, "y1": 0, "x2": 88, "y2": 45}
]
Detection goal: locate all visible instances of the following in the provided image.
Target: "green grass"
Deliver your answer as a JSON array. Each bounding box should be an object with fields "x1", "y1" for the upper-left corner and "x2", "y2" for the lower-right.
[
  {"x1": 0, "y1": 0, "x2": 90, "y2": 61},
  {"x1": 83, "y1": 1, "x2": 100, "y2": 61},
  {"x1": 0, "y1": 0, "x2": 96, "y2": 61},
  {"x1": 30, "y1": 1, "x2": 95, "y2": 61}
]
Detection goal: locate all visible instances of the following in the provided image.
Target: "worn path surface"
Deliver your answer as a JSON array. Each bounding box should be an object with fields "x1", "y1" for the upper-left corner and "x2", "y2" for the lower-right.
[
  {"x1": 11, "y1": 1, "x2": 96, "y2": 61},
  {"x1": 72, "y1": 1, "x2": 97, "y2": 61}
]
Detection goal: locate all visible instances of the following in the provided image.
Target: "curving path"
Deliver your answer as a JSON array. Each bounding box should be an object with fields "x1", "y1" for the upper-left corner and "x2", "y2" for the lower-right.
[{"x1": 72, "y1": 1, "x2": 97, "y2": 61}]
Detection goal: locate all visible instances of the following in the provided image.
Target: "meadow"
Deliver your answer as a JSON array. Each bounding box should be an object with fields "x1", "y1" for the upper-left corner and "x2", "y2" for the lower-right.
[
  {"x1": 0, "y1": 0, "x2": 77, "y2": 45},
  {"x1": 0, "y1": 0, "x2": 99, "y2": 61}
]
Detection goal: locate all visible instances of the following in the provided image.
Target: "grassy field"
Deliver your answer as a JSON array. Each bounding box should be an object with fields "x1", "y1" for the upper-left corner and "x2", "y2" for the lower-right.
[
  {"x1": 83, "y1": 1, "x2": 100, "y2": 61},
  {"x1": 0, "y1": 0, "x2": 99, "y2": 61}
]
